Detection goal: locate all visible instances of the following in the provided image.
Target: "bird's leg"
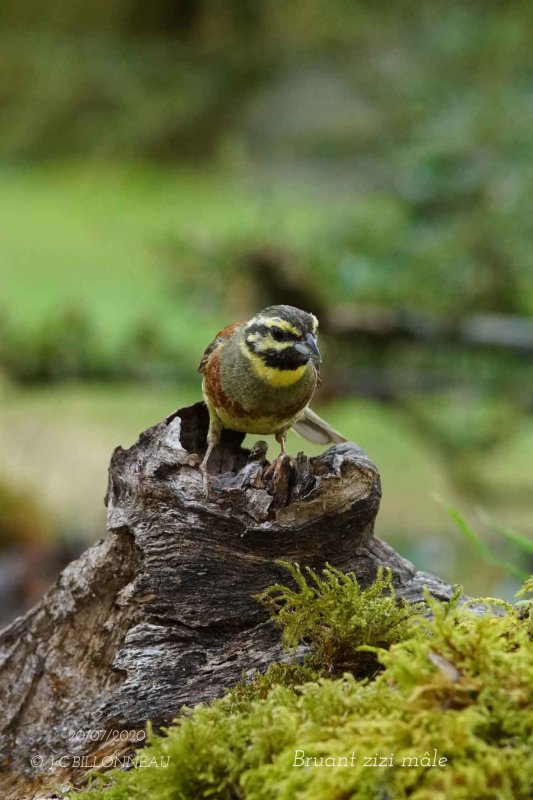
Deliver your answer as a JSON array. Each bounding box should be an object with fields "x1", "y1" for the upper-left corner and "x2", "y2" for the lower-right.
[
  {"x1": 264, "y1": 431, "x2": 290, "y2": 482},
  {"x1": 199, "y1": 439, "x2": 217, "y2": 497},
  {"x1": 199, "y1": 407, "x2": 222, "y2": 498}
]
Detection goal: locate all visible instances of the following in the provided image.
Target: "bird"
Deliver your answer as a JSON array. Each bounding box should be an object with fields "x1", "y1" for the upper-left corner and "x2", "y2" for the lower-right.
[{"x1": 197, "y1": 304, "x2": 346, "y2": 493}]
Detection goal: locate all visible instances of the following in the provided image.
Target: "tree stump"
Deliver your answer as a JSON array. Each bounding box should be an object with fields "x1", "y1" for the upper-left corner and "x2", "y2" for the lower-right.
[{"x1": 0, "y1": 402, "x2": 455, "y2": 799}]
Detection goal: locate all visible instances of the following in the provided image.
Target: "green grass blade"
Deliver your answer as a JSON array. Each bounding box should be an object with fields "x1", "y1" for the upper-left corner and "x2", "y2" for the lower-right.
[
  {"x1": 493, "y1": 525, "x2": 533, "y2": 555},
  {"x1": 434, "y1": 497, "x2": 528, "y2": 581}
]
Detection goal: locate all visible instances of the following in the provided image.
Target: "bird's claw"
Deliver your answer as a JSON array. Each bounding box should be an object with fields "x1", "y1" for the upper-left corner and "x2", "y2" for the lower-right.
[{"x1": 263, "y1": 453, "x2": 294, "y2": 485}]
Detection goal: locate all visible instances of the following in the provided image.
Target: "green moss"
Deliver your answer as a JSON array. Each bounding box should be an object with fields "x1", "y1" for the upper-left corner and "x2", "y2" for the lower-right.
[
  {"x1": 229, "y1": 663, "x2": 322, "y2": 711},
  {"x1": 75, "y1": 573, "x2": 533, "y2": 800},
  {"x1": 517, "y1": 577, "x2": 533, "y2": 599},
  {"x1": 257, "y1": 563, "x2": 420, "y2": 677}
]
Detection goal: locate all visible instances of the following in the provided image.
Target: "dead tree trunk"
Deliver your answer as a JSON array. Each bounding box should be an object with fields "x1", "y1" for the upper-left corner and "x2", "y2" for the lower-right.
[{"x1": 0, "y1": 402, "x2": 455, "y2": 799}]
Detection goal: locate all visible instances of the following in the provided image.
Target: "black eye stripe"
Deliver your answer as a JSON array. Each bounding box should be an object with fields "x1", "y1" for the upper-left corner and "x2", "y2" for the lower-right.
[
  {"x1": 271, "y1": 328, "x2": 292, "y2": 342},
  {"x1": 247, "y1": 323, "x2": 300, "y2": 342}
]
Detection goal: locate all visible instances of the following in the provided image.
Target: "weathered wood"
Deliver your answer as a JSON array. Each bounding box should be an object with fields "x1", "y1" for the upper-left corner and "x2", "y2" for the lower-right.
[{"x1": 0, "y1": 402, "x2": 456, "y2": 799}]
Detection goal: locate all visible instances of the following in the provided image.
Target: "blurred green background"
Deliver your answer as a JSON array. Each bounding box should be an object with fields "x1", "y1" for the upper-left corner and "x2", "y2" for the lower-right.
[{"x1": 1, "y1": 0, "x2": 532, "y2": 621}]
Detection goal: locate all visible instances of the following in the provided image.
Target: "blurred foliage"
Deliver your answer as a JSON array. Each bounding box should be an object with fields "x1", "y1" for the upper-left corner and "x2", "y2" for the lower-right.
[
  {"x1": 0, "y1": 307, "x2": 190, "y2": 383},
  {"x1": 1, "y1": 1, "x2": 532, "y2": 178},
  {"x1": 0, "y1": 478, "x2": 51, "y2": 546},
  {"x1": 0, "y1": 31, "x2": 267, "y2": 161},
  {"x1": 0, "y1": 0, "x2": 284, "y2": 161},
  {"x1": 0, "y1": 0, "x2": 531, "y2": 577}
]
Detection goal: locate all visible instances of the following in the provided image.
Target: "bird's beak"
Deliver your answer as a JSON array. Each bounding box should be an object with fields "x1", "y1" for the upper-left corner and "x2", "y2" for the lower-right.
[{"x1": 294, "y1": 333, "x2": 321, "y2": 362}]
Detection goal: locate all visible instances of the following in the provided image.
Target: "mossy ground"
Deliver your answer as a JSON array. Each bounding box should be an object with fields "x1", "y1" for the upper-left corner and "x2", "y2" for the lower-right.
[{"x1": 74, "y1": 568, "x2": 533, "y2": 800}]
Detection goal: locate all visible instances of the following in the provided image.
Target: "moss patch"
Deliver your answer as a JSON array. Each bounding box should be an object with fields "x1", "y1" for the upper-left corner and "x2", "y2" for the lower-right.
[{"x1": 75, "y1": 572, "x2": 533, "y2": 800}]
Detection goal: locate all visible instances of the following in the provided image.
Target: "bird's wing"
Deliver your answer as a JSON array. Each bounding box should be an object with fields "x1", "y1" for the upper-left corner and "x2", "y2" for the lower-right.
[
  {"x1": 198, "y1": 322, "x2": 243, "y2": 373},
  {"x1": 292, "y1": 406, "x2": 347, "y2": 445}
]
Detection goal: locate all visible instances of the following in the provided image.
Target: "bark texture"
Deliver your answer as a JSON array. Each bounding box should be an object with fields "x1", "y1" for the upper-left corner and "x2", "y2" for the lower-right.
[{"x1": 0, "y1": 402, "x2": 456, "y2": 799}]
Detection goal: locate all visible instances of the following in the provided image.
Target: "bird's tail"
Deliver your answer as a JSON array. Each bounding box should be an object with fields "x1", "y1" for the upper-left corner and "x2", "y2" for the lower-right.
[{"x1": 292, "y1": 407, "x2": 347, "y2": 445}]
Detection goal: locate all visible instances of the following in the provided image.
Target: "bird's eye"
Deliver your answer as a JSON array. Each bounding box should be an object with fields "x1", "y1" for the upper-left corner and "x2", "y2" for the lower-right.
[{"x1": 271, "y1": 328, "x2": 289, "y2": 342}]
